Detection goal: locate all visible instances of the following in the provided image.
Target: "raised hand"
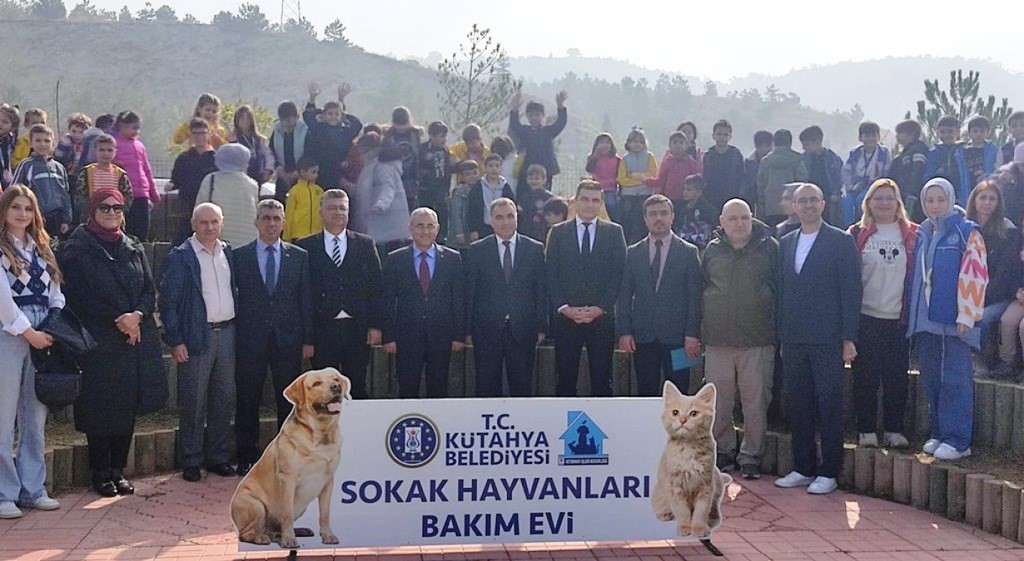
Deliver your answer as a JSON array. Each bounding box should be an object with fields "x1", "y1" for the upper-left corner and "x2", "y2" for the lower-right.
[
  {"x1": 337, "y1": 83, "x2": 353, "y2": 101},
  {"x1": 308, "y1": 81, "x2": 321, "y2": 101},
  {"x1": 555, "y1": 90, "x2": 568, "y2": 108},
  {"x1": 510, "y1": 89, "x2": 523, "y2": 110}
]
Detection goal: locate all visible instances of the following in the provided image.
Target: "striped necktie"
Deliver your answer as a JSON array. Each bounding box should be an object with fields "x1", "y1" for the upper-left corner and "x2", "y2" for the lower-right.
[{"x1": 331, "y1": 236, "x2": 342, "y2": 267}]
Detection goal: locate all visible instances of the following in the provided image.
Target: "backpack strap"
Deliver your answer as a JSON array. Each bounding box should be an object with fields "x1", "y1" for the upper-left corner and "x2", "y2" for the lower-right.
[{"x1": 207, "y1": 173, "x2": 216, "y2": 202}]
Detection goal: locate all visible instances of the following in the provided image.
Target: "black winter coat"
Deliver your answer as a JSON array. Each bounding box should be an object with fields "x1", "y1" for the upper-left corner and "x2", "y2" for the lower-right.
[
  {"x1": 980, "y1": 219, "x2": 1023, "y2": 305},
  {"x1": 57, "y1": 226, "x2": 166, "y2": 435}
]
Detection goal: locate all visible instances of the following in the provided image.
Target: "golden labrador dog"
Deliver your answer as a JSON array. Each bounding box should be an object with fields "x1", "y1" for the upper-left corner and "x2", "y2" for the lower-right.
[{"x1": 231, "y1": 368, "x2": 351, "y2": 548}]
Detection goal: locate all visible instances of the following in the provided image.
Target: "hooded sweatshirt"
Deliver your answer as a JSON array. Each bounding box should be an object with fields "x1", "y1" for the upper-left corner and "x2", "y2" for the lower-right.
[
  {"x1": 195, "y1": 144, "x2": 273, "y2": 248},
  {"x1": 113, "y1": 134, "x2": 159, "y2": 203},
  {"x1": 756, "y1": 147, "x2": 808, "y2": 217},
  {"x1": 907, "y1": 178, "x2": 988, "y2": 348}
]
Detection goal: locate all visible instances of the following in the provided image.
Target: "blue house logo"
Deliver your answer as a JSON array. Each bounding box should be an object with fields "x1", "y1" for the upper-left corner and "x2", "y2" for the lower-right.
[{"x1": 558, "y1": 411, "x2": 609, "y2": 466}]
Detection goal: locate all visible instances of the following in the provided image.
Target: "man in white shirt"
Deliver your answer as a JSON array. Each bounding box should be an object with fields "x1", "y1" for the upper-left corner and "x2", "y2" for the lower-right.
[{"x1": 158, "y1": 203, "x2": 238, "y2": 483}]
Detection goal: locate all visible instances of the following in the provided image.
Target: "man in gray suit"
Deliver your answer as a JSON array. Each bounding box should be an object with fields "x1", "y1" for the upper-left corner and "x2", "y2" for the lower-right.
[{"x1": 617, "y1": 194, "x2": 703, "y2": 396}]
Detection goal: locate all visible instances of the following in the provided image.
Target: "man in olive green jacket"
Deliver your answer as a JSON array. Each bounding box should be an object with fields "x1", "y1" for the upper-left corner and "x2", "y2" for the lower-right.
[{"x1": 701, "y1": 199, "x2": 780, "y2": 480}]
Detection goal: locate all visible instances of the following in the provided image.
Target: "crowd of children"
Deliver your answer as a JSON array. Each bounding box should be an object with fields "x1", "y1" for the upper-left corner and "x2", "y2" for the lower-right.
[{"x1": 1, "y1": 88, "x2": 1022, "y2": 264}]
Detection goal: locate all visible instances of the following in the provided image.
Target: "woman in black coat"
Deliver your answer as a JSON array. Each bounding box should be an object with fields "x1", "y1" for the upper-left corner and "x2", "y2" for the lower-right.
[
  {"x1": 966, "y1": 180, "x2": 1023, "y2": 372},
  {"x1": 56, "y1": 188, "x2": 166, "y2": 497}
]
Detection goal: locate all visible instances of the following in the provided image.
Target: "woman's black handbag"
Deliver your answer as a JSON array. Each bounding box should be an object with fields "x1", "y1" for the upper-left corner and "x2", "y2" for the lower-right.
[
  {"x1": 31, "y1": 344, "x2": 82, "y2": 409},
  {"x1": 31, "y1": 308, "x2": 97, "y2": 409}
]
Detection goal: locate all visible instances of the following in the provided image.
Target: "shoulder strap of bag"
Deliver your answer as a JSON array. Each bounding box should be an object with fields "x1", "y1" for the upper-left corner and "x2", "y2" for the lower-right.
[{"x1": 207, "y1": 173, "x2": 216, "y2": 202}]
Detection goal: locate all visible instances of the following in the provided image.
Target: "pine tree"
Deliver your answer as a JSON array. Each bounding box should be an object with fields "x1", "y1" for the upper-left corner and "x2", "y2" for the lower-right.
[
  {"x1": 436, "y1": 24, "x2": 517, "y2": 131},
  {"x1": 913, "y1": 70, "x2": 1014, "y2": 145},
  {"x1": 323, "y1": 18, "x2": 351, "y2": 46}
]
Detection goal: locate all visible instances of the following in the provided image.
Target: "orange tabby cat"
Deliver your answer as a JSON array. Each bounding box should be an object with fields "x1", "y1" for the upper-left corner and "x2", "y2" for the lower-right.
[{"x1": 651, "y1": 381, "x2": 731, "y2": 538}]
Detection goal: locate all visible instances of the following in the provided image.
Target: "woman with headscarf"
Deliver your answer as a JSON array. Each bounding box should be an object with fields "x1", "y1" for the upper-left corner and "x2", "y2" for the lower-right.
[
  {"x1": 57, "y1": 188, "x2": 166, "y2": 497},
  {"x1": 195, "y1": 143, "x2": 273, "y2": 248},
  {"x1": 907, "y1": 177, "x2": 988, "y2": 461}
]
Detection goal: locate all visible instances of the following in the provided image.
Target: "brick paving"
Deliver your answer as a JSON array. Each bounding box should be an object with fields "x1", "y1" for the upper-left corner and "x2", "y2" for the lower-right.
[{"x1": 1, "y1": 473, "x2": 1022, "y2": 560}]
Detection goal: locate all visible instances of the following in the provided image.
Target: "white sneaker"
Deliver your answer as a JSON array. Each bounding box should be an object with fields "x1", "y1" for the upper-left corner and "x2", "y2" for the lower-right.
[
  {"x1": 933, "y1": 443, "x2": 971, "y2": 461},
  {"x1": 774, "y1": 471, "x2": 815, "y2": 488},
  {"x1": 0, "y1": 501, "x2": 22, "y2": 519},
  {"x1": 922, "y1": 438, "x2": 941, "y2": 455},
  {"x1": 858, "y1": 433, "x2": 878, "y2": 448},
  {"x1": 18, "y1": 494, "x2": 59, "y2": 511},
  {"x1": 884, "y1": 432, "x2": 909, "y2": 448},
  {"x1": 808, "y1": 476, "x2": 838, "y2": 495}
]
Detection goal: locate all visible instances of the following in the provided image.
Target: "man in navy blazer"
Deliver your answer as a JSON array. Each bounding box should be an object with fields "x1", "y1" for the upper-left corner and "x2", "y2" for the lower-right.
[
  {"x1": 465, "y1": 198, "x2": 547, "y2": 396},
  {"x1": 617, "y1": 195, "x2": 703, "y2": 396},
  {"x1": 545, "y1": 180, "x2": 627, "y2": 396},
  {"x1": 382, "y1": 207, "x2": 466, "y2": 397},
  {"x1": 232, "y1": 199, "x2": 314, "y2": 475},
  {"x1": 295, "y1": 189, "x2": 382, "y2": 400},
  {"x1": 775, "y1": 183, "x2": 861, "y2": 496}
]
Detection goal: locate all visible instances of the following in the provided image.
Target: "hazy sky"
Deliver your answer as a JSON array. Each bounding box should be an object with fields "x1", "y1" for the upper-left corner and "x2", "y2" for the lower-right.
[{"x1": 93, "y1": 0, "x2": 1020, "y2": 80}]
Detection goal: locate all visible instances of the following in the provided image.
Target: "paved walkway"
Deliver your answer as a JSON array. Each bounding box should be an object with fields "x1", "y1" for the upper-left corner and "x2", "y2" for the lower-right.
[{"x1": 1, "y1": 473, "x2": 1023, "y2": 561}]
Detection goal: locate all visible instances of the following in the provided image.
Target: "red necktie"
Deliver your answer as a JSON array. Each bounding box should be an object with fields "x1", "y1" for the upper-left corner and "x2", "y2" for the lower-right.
[{"x1": 418, "y1": 252, "x2": 430, "y2": 294}]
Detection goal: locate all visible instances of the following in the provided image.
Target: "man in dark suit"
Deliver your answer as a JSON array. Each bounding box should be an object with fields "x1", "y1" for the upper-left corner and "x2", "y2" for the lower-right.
[
  {"x1": 296, "y1": 189, "x2": 382, "y2": 399},
  {"x1": 774, "y1": 183, "x2": 861, "y2": 496},
  {"x1": 382, "y1": 207, "x2": 465, "y2": 398},
  {"x1": 465, "y1": 197, "x2": 546, "y2": 396},
  {"x1": 546, "y1": 180, "x2": 627, "y2": 396},
  {"x1": 617, "y1": 194, "x2": 702, "y2": 396},
  {"x1": 232, "y1": 199, "x2": 314, "y2": 475}
]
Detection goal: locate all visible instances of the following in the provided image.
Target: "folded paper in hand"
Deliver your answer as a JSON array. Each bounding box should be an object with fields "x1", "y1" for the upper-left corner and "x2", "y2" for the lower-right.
[{"x1": 671, "y1": 347, "x2": 703, "y2": 371}]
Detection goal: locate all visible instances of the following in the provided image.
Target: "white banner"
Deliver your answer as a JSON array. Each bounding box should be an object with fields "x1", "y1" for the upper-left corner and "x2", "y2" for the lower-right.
[{"x1": 236, "y1": 395, "x2": 726, "y2": 551}]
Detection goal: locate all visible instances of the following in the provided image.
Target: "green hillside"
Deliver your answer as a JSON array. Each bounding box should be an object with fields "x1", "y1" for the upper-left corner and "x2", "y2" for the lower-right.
[{"x1": 0, "y1": 20, "x2": 860, "y2": 183}]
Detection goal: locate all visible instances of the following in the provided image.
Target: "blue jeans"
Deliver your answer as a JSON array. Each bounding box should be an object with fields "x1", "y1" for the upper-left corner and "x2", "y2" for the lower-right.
[
  {"x1": 979, "y1": 300, "x2": 1010, "y2": 348},
  {"x1": 0, "y1": 304, "x2": 49, "y2": 503},
  {"x1": 841, "y1": 188, "x2": 868, "y2": 228},
  {"x1": 916, "y1": 333, "x2": 974, "y2": 451}
]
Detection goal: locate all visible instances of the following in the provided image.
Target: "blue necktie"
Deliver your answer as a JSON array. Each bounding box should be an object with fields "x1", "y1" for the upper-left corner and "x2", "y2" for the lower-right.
[{"x1": 265, "y1": 245, "x2": 277, "y2": 293}]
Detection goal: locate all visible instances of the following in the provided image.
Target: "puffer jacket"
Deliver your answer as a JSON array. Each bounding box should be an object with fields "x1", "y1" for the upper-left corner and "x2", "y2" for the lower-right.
[{"x1": 908, "y1": 206, "x2": 988, "y2": 348}]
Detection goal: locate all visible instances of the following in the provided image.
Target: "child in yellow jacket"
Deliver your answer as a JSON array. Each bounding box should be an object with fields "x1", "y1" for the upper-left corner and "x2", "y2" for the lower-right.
[
  {"x1": 11, "y1": 108, "x2": 47, "y2": 168},
  {"x1": 172, "y1": 93, "x2": 228, "y2": 149},
  {"x1": 616, "y1": 128, "x2": 658, "y2": 243},
  {"x1": 284, "y1": 156, "x2": 324, "y2": 242}
]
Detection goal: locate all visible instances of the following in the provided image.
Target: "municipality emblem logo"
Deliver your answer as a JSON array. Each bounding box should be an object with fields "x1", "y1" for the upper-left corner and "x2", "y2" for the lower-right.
[
  {"x1": 558, "y1": 411, "x2": 609, "y2": 466},
  {"x1": 387, "y1": 414, "x2": 439, "y2": 468}
]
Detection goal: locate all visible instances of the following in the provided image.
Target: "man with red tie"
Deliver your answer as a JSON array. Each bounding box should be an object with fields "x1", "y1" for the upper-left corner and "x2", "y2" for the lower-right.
[{"x1": 382, "y1": 208, "x2": 466, "y2": 397}]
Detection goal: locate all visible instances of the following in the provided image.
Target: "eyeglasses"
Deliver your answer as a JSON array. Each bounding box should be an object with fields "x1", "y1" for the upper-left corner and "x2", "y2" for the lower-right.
[
  {"x1": 795, "y1": 197, "x2": 822, "y2": 205},
  {"x1": 97, "y1": 204, "x2": 126, "y2": 214}
]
